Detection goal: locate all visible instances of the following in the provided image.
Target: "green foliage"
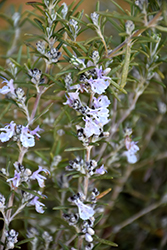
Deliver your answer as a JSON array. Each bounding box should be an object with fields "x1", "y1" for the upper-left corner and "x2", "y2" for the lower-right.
[{"x1": 0, "y1": 0, "x2": 167, "y2": 249}]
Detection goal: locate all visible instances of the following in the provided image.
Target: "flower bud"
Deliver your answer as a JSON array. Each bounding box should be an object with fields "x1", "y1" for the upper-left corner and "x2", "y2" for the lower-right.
[
  {"x1": 87, "y1": 227, "x2": 95, "y2": 235},
  {"x1": 85, "y1": 233, "x2": 93, "y2": 242}
]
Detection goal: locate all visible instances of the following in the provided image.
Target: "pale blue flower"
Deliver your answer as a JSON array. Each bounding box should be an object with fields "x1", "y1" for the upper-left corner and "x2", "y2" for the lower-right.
[
  {"x1": 20, "y1": 126, "x2": 35, "y2": 148},
  {"x1": 7, "y1": 170, "x2": 21, "y2": 188},
  {"x1": 63, "y1": 92, "x2": 80, "y2": 107},
  {"x1": 83, "y1": 116, "x2": 101, "y2": 137},
  {"x1": 92, "y1": 95, "x2": 110, "y2": 109},
  {"x1": 124, "y1": 137, "x2": 139, "y2": 164},
  {"x1": 125, "y1": 136, "x2": 139, "y2": 153},
  {"x1": 96, "y1": 165, "x2": 107, "y2": 175},
  {"x1": 75, "y1": 199, "x2": 95, "y2": 220},
  {"x1": 87, "y1": 67, "x2": 110, "y2": 94},
  {"x1": 29, "y1": 191, "x2": 45, "y2": 214},
  {"x1": 124, "y1": 151, "x2": 138, "y2": 164},
  {"x1": 87, "y1": 107, "x2": 110, "y2": 126},
  {"x1": 20, "y1": 125, "x2": 43, "y2": 148},
  {"x1": 0, "y1": 121, "x2": 16, "y2": 142},
  {"x1": 30, "y1": 166, "x2": 50, "y2": 188},
  {"x1": 128, "y1": 141, "x2": 139, "y2": 154},
  {"x1": 30, "y1": 125, "x2": 43, "y2": 138},
  {"x1": 0, "y1": 78, "x2": 15, "y2": 95}
]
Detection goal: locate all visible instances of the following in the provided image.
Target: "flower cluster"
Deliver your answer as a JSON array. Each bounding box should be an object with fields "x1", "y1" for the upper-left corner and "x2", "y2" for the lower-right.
[
  {"x1": 36, "y1": 41, "x2": 61, "y2": 64},
  {"x1": 28, "y1": 68, "x2": 44, "y2": 91},
  {"x1": 68, "y1": 19, "x2": 80, "y2": 39},
  {"x1": 64, "y1": 93, "x2": 110, "y2": 139},
  {"x1": 0, "y1": 78, "x2": 26, "y2": 106},
  {"x1": 64, "y1": 53, "x2": 111, "y2": 145},
  {"x1": 7, "y1": 162, "x2": 50, "y2": 189},
  {"x1": 67, "y1": 187, "x2": 104, "y2": 246},
  {"x1": 0, "y1": 121, "x2": 42, "y2": 148},
  {"x1": 63, "y1": 212, "x2": 79, "y2": 226},
  {"x1": 5, "y1": 229, "x2": 18, "y2": 250},
  {"x1": 91, "y1": 12, "x2": 99, "y2": 27},
  {"x1": 4, "y1": 161, "x2": 49, "y2": 214},
  {"x1": 27, "y1": 228, "x2": 39, "y2": 249},
  {"x1": 66, "y1": 157, "x2": 106, "y2": 176}
]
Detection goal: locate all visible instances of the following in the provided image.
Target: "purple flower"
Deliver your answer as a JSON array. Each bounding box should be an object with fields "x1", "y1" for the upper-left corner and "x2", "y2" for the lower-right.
[
  {"x1": 83, "y1": 104, "x2": 110, "y2": 138},
  {"x1": 30, "y1": 125, "x2": 43, "y2": 139},
  {"x1": 82, "y1": 95, "x2": 110, "y2": 138},
  {"x1": 7, "y1": 170, "x2": 21, "y2": 188},
  {"x1": 0, "y1": 78, "x2": 15, "y2": 95},
  {"x1": 29, "y1": 191, "x2": 45, "y2": 213},
  {"x1": 63, "y1": 92, "x2": 80, "y2": 107},
  {"x1": 20, "y1": 125, "x2": 43, "y2": 148},
  {"x1": 20, "y1": 126, "x2": 35, "y2": 148},
  {"x1": 87, "y1": 107, "x2": 110, "y2": 126},
  {"x1": 0, "y1": 121, "x2": 16, "y2": 142},
  {"x1": 74, "y1": 199, "x2": 95, "y2": 220},
  {"x1": 87, "y1": 67, "x2": 110, "y2": 94},
  {"x1": 30, "y1": 166, "x2": 50, "y2": 188},
  {"x1": 92, "y1": 95, "x2": 110, "y2": 109},
  {"x1": 96, "y1": 164, "x2": 107, "y2": 175},
  {"x1": 83, "y1": 116, "x2": 101, "y2": 137}
]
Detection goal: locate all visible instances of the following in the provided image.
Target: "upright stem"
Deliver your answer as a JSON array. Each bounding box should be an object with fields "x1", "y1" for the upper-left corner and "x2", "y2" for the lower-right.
[
  {"x1": 84, "y1": 146, "x2": 92, "y2": 197},
  {"x1": 28, "y1": 90, "x2": 43, "y2": 126}
]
